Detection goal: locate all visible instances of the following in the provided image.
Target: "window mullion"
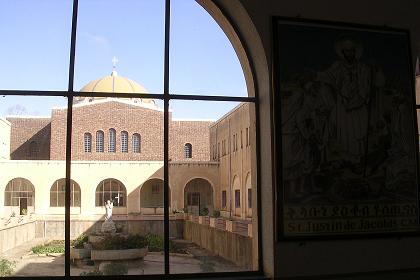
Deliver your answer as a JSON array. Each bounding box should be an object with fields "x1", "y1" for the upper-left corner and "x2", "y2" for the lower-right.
[
  {"x1": 65, "y1": 0, "x2": 79, "y2": 277},
  {"x1": 163, "y1": 0, "x2": 171, "y2": 275}
]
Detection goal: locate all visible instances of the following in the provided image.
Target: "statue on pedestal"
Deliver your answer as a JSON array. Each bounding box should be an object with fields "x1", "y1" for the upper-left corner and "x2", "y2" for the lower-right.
[{"x1": 102, "y1": 200, "x2": 116, "y2": 234}]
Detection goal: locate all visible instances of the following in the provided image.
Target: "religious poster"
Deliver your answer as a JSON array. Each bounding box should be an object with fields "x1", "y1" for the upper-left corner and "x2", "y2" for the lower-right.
[{"x1": 273, "y1": 18, "x2": 420, "y2": 238}]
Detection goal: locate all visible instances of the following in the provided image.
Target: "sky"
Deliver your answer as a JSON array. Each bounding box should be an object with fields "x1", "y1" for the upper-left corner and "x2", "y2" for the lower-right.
[{"x1": 0, "y1": 0, "x2": 247, "y2": 120}]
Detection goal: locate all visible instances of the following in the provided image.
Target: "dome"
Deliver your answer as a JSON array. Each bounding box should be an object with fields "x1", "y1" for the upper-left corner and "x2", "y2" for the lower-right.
[
  {"x1": 80, "y1": 70, "x2": 148, "y2": 94},
  {"x1": 77, "y1": 70, "x2": 155, "y2": 105}
]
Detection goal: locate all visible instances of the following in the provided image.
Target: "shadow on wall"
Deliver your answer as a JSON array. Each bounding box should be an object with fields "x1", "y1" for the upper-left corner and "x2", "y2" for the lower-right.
[{"x1": 11, "y1": 123, "x2": 51, "y2": 160}]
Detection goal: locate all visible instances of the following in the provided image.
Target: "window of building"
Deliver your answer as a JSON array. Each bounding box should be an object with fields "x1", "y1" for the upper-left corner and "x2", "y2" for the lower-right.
[
  {"x1": 96, "y1": 130, "x2": 104, "y2": 152},
  {"x1": 235, "y1": 190, "x2": 240, "y2": 208},
  {"x1": 108, "y1": 128, "x2": 116, "y2": 152},
  {"x1": 184, "y1": 143, "x2": 192, "y2": 158},
  {"x1": 221, "y1": 190, "x2": 227, "y2": 208},
  {"x1": 95, "y1": 178, "x2": 126, "y2": 207},
  {"x1": 121, "y1": 131, "x2": 128, "y2": 153},
  {"x1": 29, "y1": 141, "x2": 39, "y2": 158},
  {"x1": 248, "y1": 188, "x2": 252, "y2": 209},
  {"x1": 84, "y1": 133, "x2": 92, "y2": 152},
  {"x1": 241, "y1": 130, "x2": 243, "y2": 149},
  {"x1": 232, "y1": 134, "x2": 235, "y2": 152},
  {"x1": 50, "y1": 179, "x2": 81, "y2": 207},
  {"x1": 4, "y1": 178, "x2": 35, "y2": 207},
  {"x1": 2, "y1": 0, "x2": 259, "y2": 276},
  {"x1": 133, "y1": 133, "x2": 141, "y2": 153},
  {"x1": 246, "y1": 127, "x2": 250, "y2": 147}
]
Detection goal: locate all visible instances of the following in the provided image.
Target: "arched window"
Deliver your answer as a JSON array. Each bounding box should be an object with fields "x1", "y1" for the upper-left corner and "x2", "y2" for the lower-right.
[
  {"x1": 50, "y1": 179, "x2": 81, "y2": 207},
  {"x1": 132, "y1": 133, "x2": 141, "y2": 153},
  {"x1": 184, "y1": 143, "x2": 192, "y2": 158},
  {"x1": 84, "y1": 133, "x2": 92, "y2": 152},
  {"x1": 96, "y1": 130, "x2": 104, "y2": 152},
  {"x1": 121, "y1": 131, "x2": 128, "y2": 153},
  {"x1": 95, "y1": 178, "x2": 126, "y2": 207},
  {"x1": 29, "y1": 141, "x2": 39, "y2": 158},
  {"x1": 5, "y1": 178, "x2": 35, "y2": 207},
  {"x1": 108, "y1": 128, "x2": 116, "y2": 152}
]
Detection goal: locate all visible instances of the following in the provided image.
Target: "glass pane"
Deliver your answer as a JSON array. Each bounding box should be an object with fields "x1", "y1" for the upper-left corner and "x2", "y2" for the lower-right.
[
  {"x1": 74, "y1": 0, "x2": 165, "y2": 94},
  {"x1": 0, "y1": 95, "x2": 66, "y2": 276},
  {"x1": 0, "y1": 0, "x2": 72, "y2": 91},
  {"x1": 71, "y1": 96, "x2": 164, "y2": 276},
  {"x1": 169, "y1": 100, "x2": 258, "y2": 273},
  {"x1": 170, "y1": 0, "x2": 247, "y2": 97}
]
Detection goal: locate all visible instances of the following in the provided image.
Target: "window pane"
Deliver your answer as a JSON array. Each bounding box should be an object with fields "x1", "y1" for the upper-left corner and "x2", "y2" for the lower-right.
[
  {"x1": 71, "y1": 95, "x2": 164, "y2": 276},
  {"x1": 109, "y1": 129, "x2": 116, "y2": 152},
  {"x1": 0, "y1": 0, "x2": 72, "y2": 91},
  {"x1": 0, "y1": 95, "x2": 66, "y2": 276},
  {"x1": 170, "y1": 0, "x2": 247, "y2": 97},
  {"x1": 121, "y1": 131, "x2": 128, "y2": 153},
  {"x1": 169, "y1": 100, "x2": 257, "y2": 273},
  {"x1": 74, "y1": 0, "x2": 165, "y2": 94}
]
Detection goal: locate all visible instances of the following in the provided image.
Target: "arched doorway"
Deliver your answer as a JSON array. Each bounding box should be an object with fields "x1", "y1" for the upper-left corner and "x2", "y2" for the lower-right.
[
  {"x1": 184, "y1": 178, "x2": 213, "y2": 215},
  {"x1": 5, "y1": 178, "x2": 35, "y2": 215},
  {"x1": 233, "y1": 176, "x2": 241, "y2": 217},
  {"x1": 245, "y1": 173, "x2": 252, "y2": 218},
  {"x1": 140, "y1": 178, "x2": 170, "y2": 215},
  {"x1": 50, "y1": 178, "x2": 81, "y2": 208},
  {"x1": 95, "y1": 178, "x2": 126, "y2": 207}
]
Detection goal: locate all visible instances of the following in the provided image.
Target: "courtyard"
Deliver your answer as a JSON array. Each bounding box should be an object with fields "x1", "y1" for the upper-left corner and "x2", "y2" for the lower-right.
[{"x1": 0, "y1": 237, "x2": 244, "y2": 276}]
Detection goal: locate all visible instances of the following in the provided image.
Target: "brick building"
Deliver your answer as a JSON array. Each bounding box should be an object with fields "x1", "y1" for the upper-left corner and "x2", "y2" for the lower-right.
[{"x1": 0, "y1": 71, "x2": 255, "y2": 223}]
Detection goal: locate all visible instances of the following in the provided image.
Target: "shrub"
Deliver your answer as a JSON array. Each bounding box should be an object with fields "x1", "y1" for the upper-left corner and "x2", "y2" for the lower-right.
[
  {"x1": 146, "y1": 234, "x2": 163, "y2": 252},
  {"x1": 80, "y1": 270, "x2": 103, "y2": 276},
  {"x1": 95, "y1": 234, "x2": 147, "y2": 250},
  {"x1": 126, "y1": 234, "x2": 147, "y2": 249},
  {"x1": 144, "y1": 235, "x2": 188, "y2": 254},
  {"x1": 71, "y1": 234, "x2": 88, "y2": 249},
  {"x1": 0, "y1": 259, "x2": 15, "y2": 276},
  {"x1": 32, "y1": 240, "x2": 65, "y2": 254},
  {"x1": 102, "y1": 262, "x2": 128, "y2": 275},
  {"x1": 95, "y1": 236, "x2": 126, "y2": 250},
  {"x1": 199, "y1": 207, "x2": 209, "y2": 216},
  {"x1": 212, "y1": 210, "x2": 221, "y2": 218}
]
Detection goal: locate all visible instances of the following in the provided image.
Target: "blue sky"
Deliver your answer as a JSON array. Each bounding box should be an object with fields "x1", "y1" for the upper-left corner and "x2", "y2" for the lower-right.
[{"x1": 0, "y1": 0, "x2": 246, "y2": 119}]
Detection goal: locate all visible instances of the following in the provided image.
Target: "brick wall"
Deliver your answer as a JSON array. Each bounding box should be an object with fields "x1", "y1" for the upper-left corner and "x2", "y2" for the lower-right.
[
  {"x1": 50, "y1": 100, "x2": 212, "y2": 161},
  {"x1": 8, "y1": 117, "x2": 51, "y2": 160}
]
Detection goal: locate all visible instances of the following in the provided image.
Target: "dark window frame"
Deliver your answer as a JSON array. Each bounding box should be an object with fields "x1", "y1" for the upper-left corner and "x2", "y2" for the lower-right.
[{"x1": 1, "y1": 0, "x2": 260, "y2": 277}]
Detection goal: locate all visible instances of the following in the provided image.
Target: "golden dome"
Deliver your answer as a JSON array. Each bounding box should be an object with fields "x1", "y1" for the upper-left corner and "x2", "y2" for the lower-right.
[
  {"x1": 80, "y1": 70, "x2": 148, "y2": 94},
  {"x1": 77, "y1": 70, "x2": 155, "y2": 105}
]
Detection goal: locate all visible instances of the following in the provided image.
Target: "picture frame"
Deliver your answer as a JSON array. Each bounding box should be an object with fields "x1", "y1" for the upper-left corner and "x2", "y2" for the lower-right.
[{"x1": 272, "y1": 17, "x2": 420, "y2": 240}]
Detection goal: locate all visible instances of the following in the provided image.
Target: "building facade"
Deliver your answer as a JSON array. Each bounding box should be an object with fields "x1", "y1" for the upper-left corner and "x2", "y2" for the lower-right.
[{"x1": 0, "y1": 71, "x2": 254, "y2": 223}]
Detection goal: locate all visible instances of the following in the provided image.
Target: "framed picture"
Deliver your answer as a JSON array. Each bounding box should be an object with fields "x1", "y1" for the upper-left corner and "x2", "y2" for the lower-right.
[{"x1": 272, "y1": 17, "x2": 420, "y2": 239}]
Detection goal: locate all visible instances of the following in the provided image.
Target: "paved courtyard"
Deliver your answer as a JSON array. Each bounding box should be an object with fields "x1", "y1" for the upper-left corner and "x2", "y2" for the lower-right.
[{"x1": 0, "y1": 238, "x2": 244, "y2": 276}]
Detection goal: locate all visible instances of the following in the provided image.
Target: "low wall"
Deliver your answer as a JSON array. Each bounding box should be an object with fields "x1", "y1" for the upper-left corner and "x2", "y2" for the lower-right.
[
  {"x1": 183, "y1": 220, "x2": 253, "y2": 269},
  {"x1": 0, "y1": 220, "x2": 36, "y2": 253},
  {"x1": 35, "y1": 219, "x2": 184, "y2": 239}
]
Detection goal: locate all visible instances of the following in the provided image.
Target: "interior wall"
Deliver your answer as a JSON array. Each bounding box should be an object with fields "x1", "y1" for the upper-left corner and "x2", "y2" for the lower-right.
[{"x1": 210, "y1": 0, "x2": 420, "y2": 278}]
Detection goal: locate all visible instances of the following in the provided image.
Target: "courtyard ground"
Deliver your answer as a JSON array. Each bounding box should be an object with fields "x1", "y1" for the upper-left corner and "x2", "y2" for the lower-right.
[{"x1": 0, "y1": 238, "x2": 244, "y2": 276}]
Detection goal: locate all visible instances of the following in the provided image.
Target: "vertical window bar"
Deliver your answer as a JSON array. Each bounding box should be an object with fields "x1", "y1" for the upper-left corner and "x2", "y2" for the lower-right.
[
  {"x1": 65, "y1": 0, "x2": 79, "y2": 276},
  {"x1": 163, "y1": 0, "x2": 171, "y2": 275}
]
